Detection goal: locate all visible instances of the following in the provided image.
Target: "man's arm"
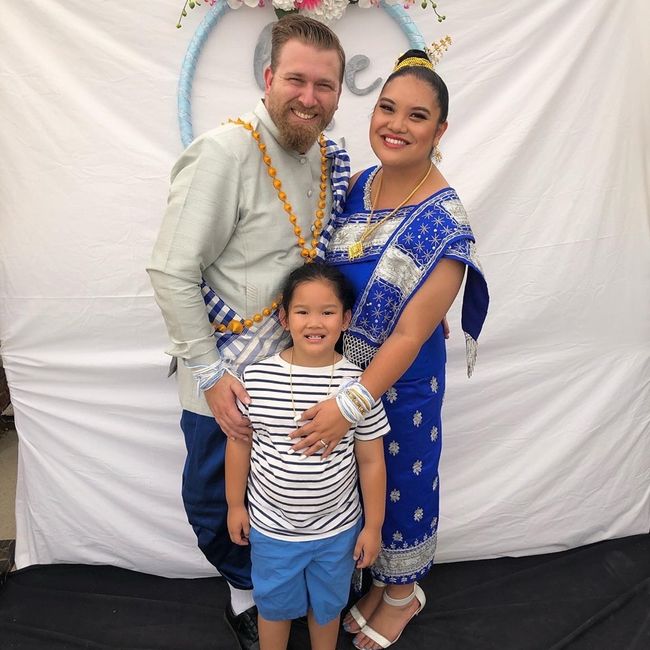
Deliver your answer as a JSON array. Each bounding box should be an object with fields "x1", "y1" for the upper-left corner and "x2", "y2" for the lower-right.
[
  {"x1": 147, "y1": 133, "x2": 241, "y2": 366},
  {"x1": 148, "y1": 133, "x2": 254, "y2": 436}
]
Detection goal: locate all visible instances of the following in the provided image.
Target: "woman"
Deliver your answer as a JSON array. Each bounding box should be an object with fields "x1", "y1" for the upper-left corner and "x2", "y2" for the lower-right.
[{"x1": 291, "y1": 49, "x2": 489, "y2": 649}]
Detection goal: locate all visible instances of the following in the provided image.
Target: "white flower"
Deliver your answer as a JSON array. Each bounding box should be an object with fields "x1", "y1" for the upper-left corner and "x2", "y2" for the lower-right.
[
  {"x1": 390, "y1": 489, "x2": 401, "y2": 503},
  {"x1": 385, "y1": 387, "x2": 398, "y2": 403},
  {"x1": 430, "y1": 376, "x2": 439, "y2": 393},
  {"x1": 227, "y1": 0, "x2": 260, "y2": 8},
  {"x1": 272, "y1": 0, "x2": 297, "y2": 10},
  {"x1": 357, "y1": 0, "x2": 380, "y2": 6},
  {"x1": 430, "y1": 425, "x2": 439, "y2": 442},
  {"x1": 430, "y1": 516, "x2": 438, "y2": 530},
  {"x1": 302, "y1": 0, "x2": 349, "y2": 23},
  {"x1": 412, "y1": 459, "x2": 422, "y2": 475},
  {"x1": 388, "y1": 441, "x2": 400, "y2": 456},
  {"x1": 414, "y1": 508, "x2": 424, "y2": 522},
  {"x1": 413, "y1": 410, "x2": 422, "y2": 427},
  {"x1": 393, "y1": 531, "x2": 403, "y2": 542},
  {"x1": 432, "y1": 476, "x2": 439, "y2": 491}
]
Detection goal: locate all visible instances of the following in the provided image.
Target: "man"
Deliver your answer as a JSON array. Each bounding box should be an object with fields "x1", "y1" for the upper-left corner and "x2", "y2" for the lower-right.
[{"x1": 148, "y1": 16, "x2": 347, "y2": 650}]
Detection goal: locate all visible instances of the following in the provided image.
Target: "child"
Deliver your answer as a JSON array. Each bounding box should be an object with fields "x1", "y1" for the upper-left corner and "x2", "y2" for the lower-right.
[{"x1": 226, "y1": 263, "x2": 389, "y2": 650}]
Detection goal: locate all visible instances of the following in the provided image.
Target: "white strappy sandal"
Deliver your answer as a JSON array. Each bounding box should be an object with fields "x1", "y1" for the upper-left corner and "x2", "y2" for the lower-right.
[
  {"x1": 353, "y1": 583, "x2": 426, "y2": 649},
  {"x1": 343, "y1": 579, "x2": 387, "y2": 634}
]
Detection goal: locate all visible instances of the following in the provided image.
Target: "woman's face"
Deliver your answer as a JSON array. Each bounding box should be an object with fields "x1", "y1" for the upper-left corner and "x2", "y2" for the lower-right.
[{"x1": 370, "y1": 74, "x2": 448, "y2": 169}]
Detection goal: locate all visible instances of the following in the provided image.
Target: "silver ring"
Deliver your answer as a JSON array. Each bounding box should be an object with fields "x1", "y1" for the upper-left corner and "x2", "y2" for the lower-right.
[{"x1": 320, "y1": 439, "x2": 328, "y2": 448}]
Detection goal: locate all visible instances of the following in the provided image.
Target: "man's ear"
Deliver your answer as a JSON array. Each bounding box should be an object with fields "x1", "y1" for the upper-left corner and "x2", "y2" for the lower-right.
[
  {"x1": 279, "y1": 306, "x2": 289, "y2": 330},
  {"x1": 342, "y1": 309, "x2": 352, "y2": 331},
  {"x1": 263, "y1": 66, "x2": 274, "y2": 96}
]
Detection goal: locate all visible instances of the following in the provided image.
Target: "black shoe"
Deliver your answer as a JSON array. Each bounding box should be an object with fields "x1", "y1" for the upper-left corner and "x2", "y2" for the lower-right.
[{"x1": 224, "y1": 603, "x2": 259, "y2": 650}]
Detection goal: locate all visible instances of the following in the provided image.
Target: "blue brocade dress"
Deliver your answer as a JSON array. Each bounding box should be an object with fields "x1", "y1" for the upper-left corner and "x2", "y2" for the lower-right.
[{"x1": 325, "y1": 166, "x2": 489, "y2": 584}]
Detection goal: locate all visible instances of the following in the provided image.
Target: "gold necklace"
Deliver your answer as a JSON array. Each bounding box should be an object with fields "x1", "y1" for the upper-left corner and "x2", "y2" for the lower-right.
[
  {"x1": 288, "y1": 348, "x2": 337, "y2": 424},
  {"x1": 214, "y1": 293, "x2": 282, "y2": 334},
  {"x1": 230, "y1": 117, "x2": 328, "y2": 261},
  {"x1": 215, "y1": 120, "x2": 328, "y2": 335},
  {"x1": 347, "y1": 162, "x2": 433, "y2": 260}
]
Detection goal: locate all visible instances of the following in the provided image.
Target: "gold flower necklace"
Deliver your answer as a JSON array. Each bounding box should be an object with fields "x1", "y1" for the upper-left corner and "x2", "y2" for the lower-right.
[
  {"x1": 214, "y1": 119, "x2": 328, "y2": 335},
  {"x1": 230, "y1": 117, "x2": 327, "y2": 260},
  {"x1": 347, "y1": 162, "x2": 433, "y2": 260}
]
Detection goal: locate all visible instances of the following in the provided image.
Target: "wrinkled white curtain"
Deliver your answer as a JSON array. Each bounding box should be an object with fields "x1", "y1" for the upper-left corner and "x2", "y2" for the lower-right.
[{"x1": 1, "y1": 0, "x2": 648, "y2": 577}]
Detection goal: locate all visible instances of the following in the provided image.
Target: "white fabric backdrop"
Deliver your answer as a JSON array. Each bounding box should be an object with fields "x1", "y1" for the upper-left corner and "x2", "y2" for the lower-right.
[{"x1": 1, "y1": 0, "x2": 649, "y2": 578}]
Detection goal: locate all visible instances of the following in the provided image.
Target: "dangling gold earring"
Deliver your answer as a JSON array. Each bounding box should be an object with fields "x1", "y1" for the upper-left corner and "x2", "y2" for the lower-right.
[{"x1": 432, "y1": 144, "x2": 443, "y2": 164}]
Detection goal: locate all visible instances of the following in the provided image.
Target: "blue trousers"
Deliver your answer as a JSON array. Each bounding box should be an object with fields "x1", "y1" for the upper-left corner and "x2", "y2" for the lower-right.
[{"x1": 180, "y1": 410, "x2": 252, "y2": 589}]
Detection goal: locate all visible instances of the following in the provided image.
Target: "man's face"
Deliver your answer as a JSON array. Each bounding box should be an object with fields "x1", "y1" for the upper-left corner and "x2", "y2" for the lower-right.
[{"x1": 264, "y1": 39, "x2": 342, "y2": 153}]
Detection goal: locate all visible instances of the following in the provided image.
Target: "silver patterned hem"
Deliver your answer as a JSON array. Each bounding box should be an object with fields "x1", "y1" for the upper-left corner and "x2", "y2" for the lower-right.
[{"x1": 371, "y1": 531, "x2": 437, "y2": 584}]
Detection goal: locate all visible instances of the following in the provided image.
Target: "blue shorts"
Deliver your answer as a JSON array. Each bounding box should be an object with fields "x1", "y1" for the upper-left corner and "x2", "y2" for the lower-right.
[{"x1": 250, "y1": 521, "x2": 361, "y2": 626}]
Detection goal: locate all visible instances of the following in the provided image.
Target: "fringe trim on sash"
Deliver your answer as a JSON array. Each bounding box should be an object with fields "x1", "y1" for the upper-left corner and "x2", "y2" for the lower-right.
[{"x1": 465, "y1": 332, "x2": 478, "y2": 378}]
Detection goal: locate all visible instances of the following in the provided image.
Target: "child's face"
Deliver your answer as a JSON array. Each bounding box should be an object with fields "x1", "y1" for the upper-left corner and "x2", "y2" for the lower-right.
[{"x1": 281, "y1": 279, "x2": 351, "y2": 366}]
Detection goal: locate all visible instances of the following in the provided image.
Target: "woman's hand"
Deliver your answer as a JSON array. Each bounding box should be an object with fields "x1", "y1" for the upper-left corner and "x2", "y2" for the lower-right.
[
  {"x1": 353, "y1": 526, "x2": 381, "y2": 568},
  {"x1": 227, "y1": 505, "x2": 250, "y2": 546},
  {"x1": 289, "y1": 398, "x2": 350, "y2": 459},
  {"x1": 442, "y1": 315, "x2": 450, "y2": 339},
  {"x1": 204, "y1": 374, "x2": 252, "y2": 441}
]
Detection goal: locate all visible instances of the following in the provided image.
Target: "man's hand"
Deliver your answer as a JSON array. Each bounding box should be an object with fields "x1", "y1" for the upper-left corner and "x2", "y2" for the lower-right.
[
  {"x1": 289, "y1": 398, "x2": 350, "y2": 459},
  {"x1": 353, "y1": 526, "x2": 381, "y2": 568},
  {"x1": 227, "y1": 505, "x2": 250, "y2": 546},
  {"x1": 204, "y1": 373, "x2": 252, "y2": 441}
]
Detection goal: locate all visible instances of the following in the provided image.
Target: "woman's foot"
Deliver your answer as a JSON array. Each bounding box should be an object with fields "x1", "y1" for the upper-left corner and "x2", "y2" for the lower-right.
[
  {"x1": 353, "y1": 584, "x2": 425, "y2": 649},
  {"x1": 342, "y1": 582, "x2": 386, "y2": 634}
]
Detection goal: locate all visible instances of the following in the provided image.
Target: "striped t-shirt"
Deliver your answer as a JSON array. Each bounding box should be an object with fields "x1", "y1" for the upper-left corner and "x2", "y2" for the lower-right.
[{"x1": 241, "y1": 354, "x2": 390, "y2": 542}]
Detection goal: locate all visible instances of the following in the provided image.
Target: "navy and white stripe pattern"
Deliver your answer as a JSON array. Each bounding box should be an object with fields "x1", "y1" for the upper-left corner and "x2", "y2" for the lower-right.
[
  {"x1": 242, "y1": 355, "x2": 389, "y2": 542},
  {"x1": 317, "y1": 138, "x2": 351, "y2": 259},
  {"x1": 199, "y1": 280, "x2": 239, "y2": 351},
  {"x1": 199, "y1": 138, "x2": 350, "y2": 363}
]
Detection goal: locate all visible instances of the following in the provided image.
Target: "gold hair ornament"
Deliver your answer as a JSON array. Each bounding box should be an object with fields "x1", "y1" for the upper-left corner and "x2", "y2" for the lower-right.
[
  {"x1": 393, "y1": 57, "x2": 434, "y2": 73},
  {"x1": 392, "y1": 36, "x2": 452, "y2": 74},
  {"x1": 425, "y1": 35, "x2": 452, "y2": 68}
]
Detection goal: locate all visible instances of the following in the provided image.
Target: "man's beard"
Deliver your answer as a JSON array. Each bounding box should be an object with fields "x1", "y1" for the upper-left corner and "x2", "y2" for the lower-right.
[{"x1": 267, "y1": 100, "x2": 331, "y2": 153}]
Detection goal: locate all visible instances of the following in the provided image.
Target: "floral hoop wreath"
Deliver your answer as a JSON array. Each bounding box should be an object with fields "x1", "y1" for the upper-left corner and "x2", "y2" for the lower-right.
[{"x1": 177, "y1": 0, "x2": 426, "y2": 147}]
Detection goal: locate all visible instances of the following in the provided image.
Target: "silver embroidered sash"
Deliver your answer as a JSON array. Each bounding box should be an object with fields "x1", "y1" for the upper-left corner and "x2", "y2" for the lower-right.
[{"x1": 329, "y1": 187, "x2": 488, "y2": 376}]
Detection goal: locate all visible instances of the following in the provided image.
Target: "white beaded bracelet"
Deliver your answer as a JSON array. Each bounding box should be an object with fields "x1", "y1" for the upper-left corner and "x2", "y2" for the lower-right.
[{"x1": 335, "y1": 380, "x2": 376, "y2": 425}]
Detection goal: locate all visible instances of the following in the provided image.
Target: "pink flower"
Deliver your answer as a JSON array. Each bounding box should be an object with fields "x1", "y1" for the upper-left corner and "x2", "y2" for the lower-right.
[{"x1": 296, "y1": 0, "x2": 323, "y2": 9}]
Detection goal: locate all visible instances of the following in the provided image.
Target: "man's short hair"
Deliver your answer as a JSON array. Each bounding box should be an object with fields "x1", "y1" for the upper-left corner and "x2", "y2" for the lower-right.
[{"x1": 270, "y1": 15, "x2": 346, "y2": 85}]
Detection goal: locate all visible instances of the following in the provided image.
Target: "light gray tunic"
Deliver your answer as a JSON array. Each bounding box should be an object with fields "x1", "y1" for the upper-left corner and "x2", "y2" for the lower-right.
[{"x1": 148, "y1": 101, "x2": 333, "y2": 414}]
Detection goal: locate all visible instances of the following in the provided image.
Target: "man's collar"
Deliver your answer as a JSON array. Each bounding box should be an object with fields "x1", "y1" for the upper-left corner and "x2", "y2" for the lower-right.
[{"x1": 253, "y1": 100, "x2": 282, "y2": 145}]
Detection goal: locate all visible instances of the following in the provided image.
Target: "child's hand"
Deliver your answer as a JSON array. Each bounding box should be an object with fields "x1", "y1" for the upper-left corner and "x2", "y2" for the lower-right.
[
  {"x1": 353, "y1": 526, "x2": 381, "y2": 568},
  {"x1": 227, "y1": 505, "x2": 250, "y2": 545}
]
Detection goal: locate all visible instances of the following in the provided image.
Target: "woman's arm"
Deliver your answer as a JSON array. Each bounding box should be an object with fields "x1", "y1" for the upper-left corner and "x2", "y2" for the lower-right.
[
  {"x1": 225, "y1": 438, "x2": 252, "y2": 545},
  {"x1": 353, "y1": 438, "x2": 386, "y2": 568},
  {"x1": 360, "y1": 258, "x2": 464, "y2": 399},
  {"x1": 292, "y1": 258, "x2": 465, "y2": 455}
]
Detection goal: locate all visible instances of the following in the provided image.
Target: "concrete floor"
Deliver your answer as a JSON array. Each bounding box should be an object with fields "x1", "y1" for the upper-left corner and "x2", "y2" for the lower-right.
[{"x1": 0, "y1": 422, "x2": 17, "y2": 540}]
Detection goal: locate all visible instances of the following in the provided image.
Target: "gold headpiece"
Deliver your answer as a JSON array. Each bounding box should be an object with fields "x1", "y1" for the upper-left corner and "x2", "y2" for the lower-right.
[
  {"x1": 393, "y1": 57, "x2": 434, "y2": 73},
  {"x1": 392, "y1": 36, "x2": 452, "y2": 74}
]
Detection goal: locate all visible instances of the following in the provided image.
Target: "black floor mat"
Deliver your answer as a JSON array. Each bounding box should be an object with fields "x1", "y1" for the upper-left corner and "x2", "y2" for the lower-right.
[{"x1": 0, "y1": 534, "x2": 648, "y2": 649}]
